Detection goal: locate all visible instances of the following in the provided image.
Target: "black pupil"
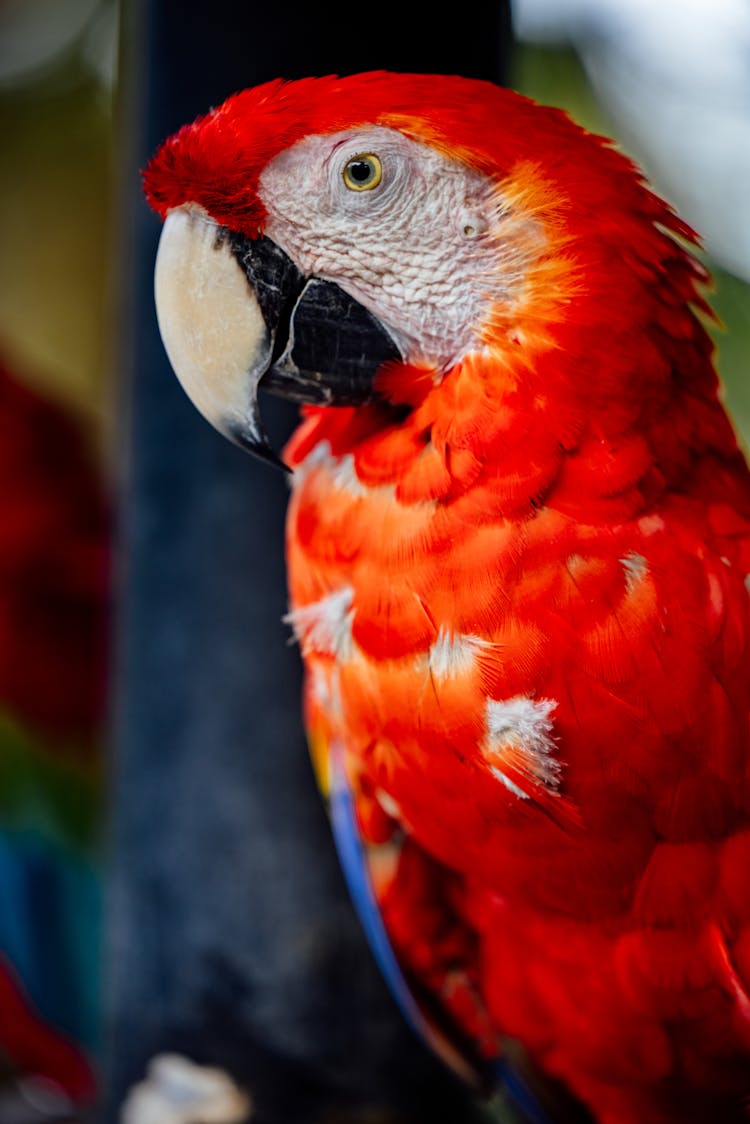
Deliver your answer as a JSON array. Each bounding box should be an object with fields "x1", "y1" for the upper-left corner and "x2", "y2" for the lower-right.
[{"x1": 350, "y1": 160, "x2": 373, "y2": 183}]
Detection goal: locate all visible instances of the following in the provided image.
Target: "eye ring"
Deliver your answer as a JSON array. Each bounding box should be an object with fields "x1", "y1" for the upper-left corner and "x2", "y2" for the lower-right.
[{"x1": 342, "y1": 153, "x2": 383, "y2": 192}]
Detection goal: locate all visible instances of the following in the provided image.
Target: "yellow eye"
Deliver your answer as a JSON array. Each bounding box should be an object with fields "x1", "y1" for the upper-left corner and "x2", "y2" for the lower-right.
[{"x1": 342, "y1": 153, "x2": 383, "y2": 192}]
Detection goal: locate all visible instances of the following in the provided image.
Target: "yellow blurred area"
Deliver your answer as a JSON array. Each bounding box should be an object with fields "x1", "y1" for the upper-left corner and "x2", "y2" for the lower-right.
[{"x1": 0, "y1": 20, "x2": 115, "y2": 441}]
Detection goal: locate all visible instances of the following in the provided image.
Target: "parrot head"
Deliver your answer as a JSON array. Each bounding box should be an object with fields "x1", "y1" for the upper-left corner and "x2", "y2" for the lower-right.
[{"x1": 144, "y1": 71, "x2": 707, "y2": 469}]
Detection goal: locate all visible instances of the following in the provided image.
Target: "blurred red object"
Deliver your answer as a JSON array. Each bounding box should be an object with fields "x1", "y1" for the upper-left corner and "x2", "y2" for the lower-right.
[
  {"x1": 0, "y1": 954, "x2": 96, "y2": 1101},
  {"x1": 0, "y1": 355, "x2": 110, "y2": 744}
]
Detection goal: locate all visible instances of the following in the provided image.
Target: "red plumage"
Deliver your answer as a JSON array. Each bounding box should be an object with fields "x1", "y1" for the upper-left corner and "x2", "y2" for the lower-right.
[
  {"x1": 0, "y1": 358, "x2": 109, "y2": 742},
  {"x1": 146, "y1": 73, "x2": 750, "y2": 1123},
  {"x1": 0, "y1": 956, "x2": 95, "y2": 1101}
]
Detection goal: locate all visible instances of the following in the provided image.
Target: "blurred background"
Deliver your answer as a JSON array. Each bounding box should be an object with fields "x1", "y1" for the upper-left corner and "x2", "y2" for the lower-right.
[{"x1": 0, "y1": 1, "x2": 747, "y2": 1122}]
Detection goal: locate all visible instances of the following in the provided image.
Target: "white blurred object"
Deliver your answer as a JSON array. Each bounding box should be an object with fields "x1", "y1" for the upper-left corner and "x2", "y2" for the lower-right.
[
  {"x1": 0, "y1": 0, "x2": 118, "y2": 90},
  {"x1": 512, "y1": 0, "x2": 750, "y2": 282},
  {"x1": 120, "y1": 1054, "x2": 253, "y2": 1124},
  {"x1": 0, "y1": 0, "x2": 98, "y2": 84}
]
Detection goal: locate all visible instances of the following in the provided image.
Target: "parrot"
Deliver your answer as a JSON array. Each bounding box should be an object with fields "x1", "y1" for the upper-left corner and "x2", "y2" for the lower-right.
[{"x1": 143, "y1": 72, "x2": 750, "y2": 1124}]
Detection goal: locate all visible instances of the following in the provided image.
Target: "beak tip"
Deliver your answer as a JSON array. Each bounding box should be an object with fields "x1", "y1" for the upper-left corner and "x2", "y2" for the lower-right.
[{"x1": 225, "y1": 420, "x2": 291, "y2": 473}]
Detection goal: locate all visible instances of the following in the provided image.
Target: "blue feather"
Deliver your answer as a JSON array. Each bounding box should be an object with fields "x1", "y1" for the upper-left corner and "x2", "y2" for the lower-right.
[
  {"x1": 0, "y1": 828, "x2": 100, "y2": 1048},
  {"x1": 327, "y1": 743, "x2": 555, "y2": 1124}
]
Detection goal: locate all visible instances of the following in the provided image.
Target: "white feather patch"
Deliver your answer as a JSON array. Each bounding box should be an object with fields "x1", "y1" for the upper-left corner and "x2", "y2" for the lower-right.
[
  {"x1": 327, "y1": 451, "x2": 381, "y2": 498},
  {"x1": 291, "y1": 439, "x2": 338, "y2": 487},
  {"x1": 484, "y1": 695, "x2": 560, "y2": 799},
  {"x1": 375, "y1": 788, "x2": 402, "y2": 819},
  {"x1": 428, "y1": 628, "x2": 491, "y2": 681},
  {"x1": 620, "y1": 551, "x2": 648, "y2": 592},
  {"x1": 490, "y1": 767, "x2": 531, "y2": 801},
  {"x1": 294, "y1": 439, "x2": 393, "y2": 499},
  {"x1": 285, "y1": 587, "x2": 354, "y2": 659},
  {"x1": 120, "y1": 1054, "x2": 251, "y2": 1124},
  {"x1": 295, "y1": 439, "x2": 332, "y2": 474},
  {"x1": 637, "y1": 514, "x2": 665, "y2": 536},
  {"x1": 308, "y1": 661, "x2": 344, "y2": 721}
]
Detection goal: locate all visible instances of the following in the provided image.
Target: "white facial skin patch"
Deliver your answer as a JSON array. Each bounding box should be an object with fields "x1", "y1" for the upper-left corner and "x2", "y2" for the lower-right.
[{"x1": 259, "y1": 127, "x2": 541, "y2": 372}]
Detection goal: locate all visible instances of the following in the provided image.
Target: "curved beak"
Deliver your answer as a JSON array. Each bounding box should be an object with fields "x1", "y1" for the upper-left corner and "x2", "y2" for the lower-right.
[{"x1": 154, "y1": 205, "x2": 402, "y2": 468}]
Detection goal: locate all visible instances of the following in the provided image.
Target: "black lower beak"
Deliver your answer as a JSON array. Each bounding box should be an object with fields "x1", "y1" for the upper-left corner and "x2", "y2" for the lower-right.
[
  {"x1": 228, "y1": 233, "x2": 403, "y2": 438},
  {"x1": 262, "y1": 275, "x2": 403, "y2": 406}
]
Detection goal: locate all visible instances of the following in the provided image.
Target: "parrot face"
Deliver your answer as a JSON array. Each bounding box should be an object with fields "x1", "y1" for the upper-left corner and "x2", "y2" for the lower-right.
[
  {"x1": 152, "y1": 117, "x2": 540, "y2": 462},
  {"x1": 257, "y1": 125, "x2": 525, "y2": 368},
  {"x1": 145, "y1": 73, "x2": 750, "y2": 1124},
  {"x1": 146, "y1": 73, "x2": 563, "y2": 464},
  {"x1": 153, "y1": 199, "x2": 402, "y2": 465}
]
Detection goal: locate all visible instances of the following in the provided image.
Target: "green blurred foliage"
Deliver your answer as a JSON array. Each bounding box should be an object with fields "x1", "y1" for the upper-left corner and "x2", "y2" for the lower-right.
[{"x1": 0, "y1": 715, "x2": 101, "y2": 852}]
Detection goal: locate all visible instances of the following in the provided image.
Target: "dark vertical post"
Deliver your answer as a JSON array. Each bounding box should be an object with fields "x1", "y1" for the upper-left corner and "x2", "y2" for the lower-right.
[{"x1": 107, "y1": 3, "x2": 512, "y2": 1121}]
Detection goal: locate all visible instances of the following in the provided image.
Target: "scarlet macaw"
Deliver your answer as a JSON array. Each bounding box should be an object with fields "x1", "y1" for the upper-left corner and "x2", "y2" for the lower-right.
[{"x1": 144, "y1": 73, "x2": 750, "y2": 1123}]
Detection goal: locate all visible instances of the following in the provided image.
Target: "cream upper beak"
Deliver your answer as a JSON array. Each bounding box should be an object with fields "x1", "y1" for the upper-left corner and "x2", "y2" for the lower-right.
[{"x1": 154, "y1": 205, "x2": 271, "y2": 444}]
